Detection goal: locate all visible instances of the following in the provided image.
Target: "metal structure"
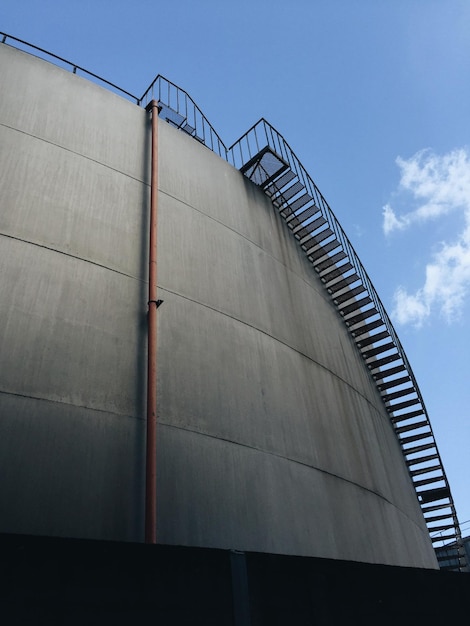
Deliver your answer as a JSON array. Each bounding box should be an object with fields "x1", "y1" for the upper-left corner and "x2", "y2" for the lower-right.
[
  {"x1": 0, "y1": 32, "x2": 465, "y2": 571},
  {"x1": 227, "y1": 121, "x2": 466, "y2": 572},
  {"x1": 0, "y1": 33, "x2": 141, "y2": 103},
  {"x1": 140, "y1": 75, "x2": 227, "y2": 158}
]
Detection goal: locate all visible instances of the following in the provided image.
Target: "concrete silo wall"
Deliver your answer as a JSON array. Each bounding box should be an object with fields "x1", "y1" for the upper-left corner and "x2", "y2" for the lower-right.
[
  {"x1": 0, "y1": 45, "x2": 148, "y2": 541},
  {"x1": 0, "y1": 44, "x2": 438, "y2": 568}
]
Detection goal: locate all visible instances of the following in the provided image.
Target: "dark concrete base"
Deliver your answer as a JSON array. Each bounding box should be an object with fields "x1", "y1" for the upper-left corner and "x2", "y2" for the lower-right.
[{"x1": 0, "y1": 533, "x2": 468, "y2": 625}]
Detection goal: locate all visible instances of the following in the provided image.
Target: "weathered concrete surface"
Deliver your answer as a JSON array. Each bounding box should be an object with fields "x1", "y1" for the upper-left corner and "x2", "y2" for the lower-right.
[
  {"x1": 0, "y1": 44, "x2": 437, "y2": 568},
  {"x1": 0, "y1": 45, "x2": 148, "y2": 541}
]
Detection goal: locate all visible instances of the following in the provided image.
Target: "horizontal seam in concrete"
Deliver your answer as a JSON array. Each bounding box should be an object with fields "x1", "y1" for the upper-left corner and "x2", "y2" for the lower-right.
[
  {"x1": 159, "y1": 421, "x2": 429, "y2": 536},
  {"x1": 0, "y1": 232, "x2": 145, "y2": 283},
  {"x1": 0, "y1": 122, "x2": 149, "y2": 185},
  {"x1": 0, "y1": 388, "x2": 144, "y2": 422},
  {"x1": 159, "y1": 188, "x2": 328, "y2": 303},
  {"x1": 158, "y1": 286, "x2": 382, "y2": 417}
]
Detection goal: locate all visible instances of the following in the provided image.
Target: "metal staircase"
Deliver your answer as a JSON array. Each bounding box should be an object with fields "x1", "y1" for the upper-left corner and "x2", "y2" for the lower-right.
[{"x1": 228, "y1": 119, "x2": 466, "y2": 571}]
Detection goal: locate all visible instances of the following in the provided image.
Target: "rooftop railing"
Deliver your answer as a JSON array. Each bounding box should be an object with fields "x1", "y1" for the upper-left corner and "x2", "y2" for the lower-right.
[
  {"x1": 1, "y1": 32, "x2": 140, "y2": 103},
  {"x1": 140, "y1": 75, "x2": 228, "y2": 159},
  {"x1": 1, "y1": 33, "x2": 227, "y2": 158}
]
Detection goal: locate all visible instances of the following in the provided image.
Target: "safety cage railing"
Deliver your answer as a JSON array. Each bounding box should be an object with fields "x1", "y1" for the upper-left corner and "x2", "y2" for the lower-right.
[
  {"x1": 140, "y1": 75, "x2": 228, "y2": 159},
  {"x1": 1, "y1": 32, "x2": 466, "y2": 571}
]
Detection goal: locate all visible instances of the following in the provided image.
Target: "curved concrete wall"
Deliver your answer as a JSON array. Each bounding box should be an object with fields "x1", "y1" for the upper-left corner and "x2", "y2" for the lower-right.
[
  {"x1": 0, "y1": 44, "x2": 438, "y2": 568},
  {"x1": 0, "y1": 45, "x2": 148, "y2": 541}
]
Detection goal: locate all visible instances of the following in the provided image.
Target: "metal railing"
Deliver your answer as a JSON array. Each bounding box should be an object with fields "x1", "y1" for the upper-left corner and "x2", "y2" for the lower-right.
[
  {"x1": 140, "y1": 75, "x2": 228, "y2": 158},
  {"x1": 0, "y1": 32, "x2": 140, "y2": 103},
  {"x1": 1, "y1": 33, "x2": 227, "y2": 157}
]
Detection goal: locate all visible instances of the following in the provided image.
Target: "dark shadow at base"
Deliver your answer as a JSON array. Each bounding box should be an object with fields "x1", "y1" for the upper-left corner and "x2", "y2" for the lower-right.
[{"x1": 1, "y1": 533, "x2": 468, "y2": 626}]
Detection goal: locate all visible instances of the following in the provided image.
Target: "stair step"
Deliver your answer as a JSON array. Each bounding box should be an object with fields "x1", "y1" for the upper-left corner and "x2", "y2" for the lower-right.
[
  {"x1": 400, "y1": 431, "x2": 434, "y2": 446},
  {"x1": 366, "y1": 352, "x2": 402, "y2": 373},
  {"x1": 376, "y1": 375, "x2": 411, "y2": 391},
  {"x1": 401, "y1": 437, "x2": 436, "y2": 458},
  {"x1": 413, "y1": 475, "x2": 445, "y2": 488},
  {"x1": 264, "y1": 169, "x2": 297, "y2": 195},
  {"x1": 281, "y1": 193, "x2": 313, "y2": 217},
  {"x1": 286, "y1": 203, "x2": 320, "y2": 226},
  {"x1": 430, "y1": 530, "x2": 459, "y2": 542},
  {"x1": 315, "y1": 250, "x2": 348, "y2": 274},
  {"x1": 371, "y1": 364, "x2": 407, "y2": 382},
  {"x1": 407, "y1": 453, "x2": 439, "y2": 467},
  {"x1": 277, "y1": 180, "x2": 305, "y2": 204},
  {"x1": 294, "y1": 215, "x2": 328, "y2": 239},
  {"x1": 410, "y1": 463, "x2": 441, "y2": 477},
  {"x1": 387, "y1": 397, "x2": 421, "y2": 413},
  {"x1": 323, "y1": 274, "x2": 360, "y2": 295},
  {"x1": 333, "y1": 284, "x2": 367, "y2": 306},
  {"x1": 396, "y1": 419, "x2": 429, "y2": 434},
  {"x1": 309, "y1": 239, "x2": 342, "y2": 264},
  {"x1": 340, "y1": 296, "x2": 373, "y2": 317},
  {"x1": 319, "y1": 262, "x2": 354, "y2": 284},
  {"x1": 294, "y1": 216, "x2": 326, "y2": 243},
  {"x1": 420, "y1": 502, "x2": 451, "y2": 514},
  {"x1": 427, "y1": 523, "x2": 457, "y2": 533},
  {"x1": 345, "y1": 306, "x2": 379, "y2": 328},
  {"x1": 382, "y1": 387, "x2": 416, "y2": 403},
  {"x1": 391, "y1": 409, "x2": 426, "y2": 424},
  {"x1": 302, "y1": 227, "x2": 335, "y2": 253},
  {"x1": 285, "y1": 213, "x2": 301, "y2": 230},
  {"x1": 351, "y1": 317, "x2": 386, "y2": 337},
  {"x1": 296, "y1": 202, "x2": 322, "y2": 223},
  {"x1": 355, "y1": 330, "x2": 389, "y2": 348},
  {"x1": 361, "y1": 340, "x2": 395, "y2": 359}
]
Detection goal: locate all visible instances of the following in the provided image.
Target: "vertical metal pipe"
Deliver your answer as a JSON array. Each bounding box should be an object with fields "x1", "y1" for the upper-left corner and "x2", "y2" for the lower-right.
[{"x1": 145, "y1": 100, "x2": 160, "y2": 544}]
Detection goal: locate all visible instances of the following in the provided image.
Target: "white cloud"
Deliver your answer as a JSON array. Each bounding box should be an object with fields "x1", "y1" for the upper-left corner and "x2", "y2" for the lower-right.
[
  {"x1": 382, "y1": 204, "x2": 407, "y2": 235},
  {"x1": 383, "y1": 148, "x2": 470, "y2": 235},
  {"x1": 392, "y1": 287, "x2": 430, "y2": 327},
  {"x1": 383, "y1": 148, "x2": 470, "y2": 326}
]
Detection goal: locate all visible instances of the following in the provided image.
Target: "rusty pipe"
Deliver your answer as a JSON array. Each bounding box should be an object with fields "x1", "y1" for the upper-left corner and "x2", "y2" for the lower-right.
[{"x1": 145, "y1": 100, "x2": 160, "y2": 544}]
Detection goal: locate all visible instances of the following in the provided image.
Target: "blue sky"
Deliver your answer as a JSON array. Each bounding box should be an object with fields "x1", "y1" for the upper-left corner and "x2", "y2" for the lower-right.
[{"x1": 2, "y1": 1, "x2": 469, "y2": 537}]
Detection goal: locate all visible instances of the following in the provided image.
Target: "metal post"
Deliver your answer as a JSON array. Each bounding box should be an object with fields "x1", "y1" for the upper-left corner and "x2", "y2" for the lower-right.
[{"x1": 145, "y1": 100, "x2": 160, "y2": 544}]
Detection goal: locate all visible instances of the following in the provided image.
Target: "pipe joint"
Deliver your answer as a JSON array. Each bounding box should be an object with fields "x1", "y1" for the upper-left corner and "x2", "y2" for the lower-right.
[{"x1": 145, "y1": 100, "x2": 162, "y2": 114}]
